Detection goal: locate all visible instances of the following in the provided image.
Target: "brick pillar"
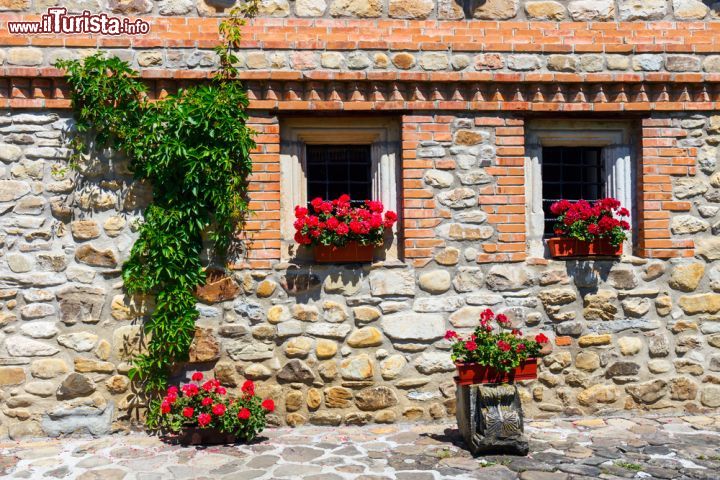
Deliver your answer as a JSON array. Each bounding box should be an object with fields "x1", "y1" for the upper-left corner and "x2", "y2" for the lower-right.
[
  {"x1": 401, "y1": 114, "x2": 445, "y2": 267},
  {"x1": 639, "y1": 118, "x2": 695, "y2": 259},
  {"x1": 243, "y1": 114, "x2": 282, "y2": 269},
  {"x1": 479, "y1": 117, "x2": 527, "y2": 264}
]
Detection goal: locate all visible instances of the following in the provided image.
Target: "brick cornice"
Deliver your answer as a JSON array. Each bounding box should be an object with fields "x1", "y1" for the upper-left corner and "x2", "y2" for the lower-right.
[
  {"x1": 2, "y1": 17, "x2": 720, "y2": 53},
  {"x1": 4, "y1": 75, "x2": 720, "y2": 112}
]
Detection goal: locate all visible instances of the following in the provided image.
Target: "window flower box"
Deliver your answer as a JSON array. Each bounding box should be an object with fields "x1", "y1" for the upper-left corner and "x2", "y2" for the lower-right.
[
  {"x1": 547, "y1": 198, "x2": 630, "y2": 259},
  {"x1": 313, "y1": 241, "x2": 375, "y2": 263},
  {"x1": 294, "y1": 195, "x2": 397, "y2": 264},
  {"x1": 547, "y1": 237, "x2": 623, "y2": 259},
  {"x1": 455, "y1": 358, "x2": 538, "y2": 386}
]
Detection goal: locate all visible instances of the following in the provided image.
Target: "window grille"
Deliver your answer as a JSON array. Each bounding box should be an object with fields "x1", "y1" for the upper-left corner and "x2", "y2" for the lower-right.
[
  {"x1": 541, "y1": 146, "x2": 605, "y2": 237},
  {"x1": 305, "y1": 144, "x2": 372, "y2": 202}
]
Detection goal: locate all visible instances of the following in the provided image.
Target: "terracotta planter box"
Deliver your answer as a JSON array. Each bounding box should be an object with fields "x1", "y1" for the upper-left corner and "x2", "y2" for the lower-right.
[
  {"x1": 455, "y1": 358, "x2": 538, "y2": 386},
  {"x1": 313, "y1": 242, "x2": 374, "y2": 263},
  {"x1": 173, "y1": 427, "x2": 236, "y2": 446},
  {"x1": 547, "y1": 237, "x2": 623, "y2": 259}
]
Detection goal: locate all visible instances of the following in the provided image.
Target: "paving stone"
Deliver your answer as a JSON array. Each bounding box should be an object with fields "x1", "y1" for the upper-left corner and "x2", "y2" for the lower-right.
[{"x1": 1, "y1": 415, "x2": 720, "y2": 479}]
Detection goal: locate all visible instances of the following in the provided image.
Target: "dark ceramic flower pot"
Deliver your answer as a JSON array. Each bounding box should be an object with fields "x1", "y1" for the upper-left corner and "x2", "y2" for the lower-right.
[{"x1": 175, "y1": 427, "x2": 236, "y2": 445}]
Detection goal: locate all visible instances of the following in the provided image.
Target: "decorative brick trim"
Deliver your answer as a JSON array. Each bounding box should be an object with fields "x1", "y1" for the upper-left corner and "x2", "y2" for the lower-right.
[{"x1": 3, "y1": 76, "x2": 720, "y2": 113}]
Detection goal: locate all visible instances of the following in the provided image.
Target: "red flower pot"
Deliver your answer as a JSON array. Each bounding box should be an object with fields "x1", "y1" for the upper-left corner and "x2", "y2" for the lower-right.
[
  {"x1": 547, "y1": 237, "x2": 623, "y2": 259},
  {"x1": 454, "y1": 358, "x2": 538, "y2": 386},
  {"x1": 313, "y1": 242, "x2": 374, "y2": 263}
]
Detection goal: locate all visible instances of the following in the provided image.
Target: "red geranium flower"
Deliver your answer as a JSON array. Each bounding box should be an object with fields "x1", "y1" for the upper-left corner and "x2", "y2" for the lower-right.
[
  {"x1": 465, "y1": 340, "x2": 478, "y2": 351},
  {"x1": 294, "y1": 231, "x2": 311, "y2": 245},
  {"x1": 326, "y1": 216, "x2": 339, "y2": 229},
  {"x1": 160, "y1": 401, "x2": 171, "y2": 414},
  {"x1": 261, "y1": 399, "x2": 275, "y2": 412},
  {"x1": 445, "y1": 330, "x2": 458, "y2": 340},
  {"x1": 212, "y1": 404, "x2": 226, "y2": 416},
  {"x1": 197, "y1": 413, "x2": 212, "y2": 427},
  {"x1": 238, "y1": 408, "x2": 251, "y2": 420},
  {"x1": 242, "y1": 380, "x2": 255, "y2": 396},
  {"x1": 182, "y1": 384, "x2": 199, "y2": 397},
  {"x1": 497, "y1": 340, "x2": 511, "y2": 352},
  {"x1": 215, "y1": 386, "x2": 227, "y2": 395},
  {"x1": 550, "y1": 199, "x2": 571, "y2": 215},
  {"x1": 182, "y1": 407, "x2": 194, "y2": 418},
  {"x1": 366, "y1": 200, "x2": 384, "y2": 213},
  {"x1": 535, "y1": 333, "x2": 549, "y2": 344},
  {"x1": 201, "y1": 397, "x2": 213, "y2": 406},
  {"x1": 335, "y1": 223, "x2": 349, "y2": 236},
  {"x1": 191, "y1": 372, "x2": 203, "y2": 382},
  {"x1": 383, "y1": 211, "x2": 398, "y2": 228},
  {"x1": 496, "y1": 314, "x2": 510, "y2": 325},
  {"x1": 294, "y1": 206, "x2": 308, "y2": 218}
]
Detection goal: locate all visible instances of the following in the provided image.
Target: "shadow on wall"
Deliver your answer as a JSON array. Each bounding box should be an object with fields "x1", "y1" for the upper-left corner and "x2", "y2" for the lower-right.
[
  {"x1": 565, "y1": 261, "x2": 613, "y2": 296},
  {"x1": 281, "y1": 264, "x2": 371, "y2": 304}
]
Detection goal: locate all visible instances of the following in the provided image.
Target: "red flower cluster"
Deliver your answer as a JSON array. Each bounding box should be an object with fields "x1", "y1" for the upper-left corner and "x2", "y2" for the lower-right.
[
  {"x1": 150, "y1": 373, "x2": 275, "y2": 443},
  {"x1": 294, "y1": 195, "x2": 398, "y2": 247},
  {"x1": 446, "y1": 309, "x2": 548, "y2": 372},
  {"x1": 550, "y1": 198, "x2": 630, "y2": 247}
]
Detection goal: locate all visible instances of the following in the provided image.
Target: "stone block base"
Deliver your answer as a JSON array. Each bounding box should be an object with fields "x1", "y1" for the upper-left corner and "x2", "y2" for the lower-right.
[{"x1": 456, "y1": 383, "x2": 529, "y2": 456}]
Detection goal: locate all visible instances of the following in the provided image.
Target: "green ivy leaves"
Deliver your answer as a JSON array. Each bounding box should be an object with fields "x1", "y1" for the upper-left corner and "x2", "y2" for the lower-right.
[{"x1": 58, "y1": 53, "x2": 256, "y2": 393}]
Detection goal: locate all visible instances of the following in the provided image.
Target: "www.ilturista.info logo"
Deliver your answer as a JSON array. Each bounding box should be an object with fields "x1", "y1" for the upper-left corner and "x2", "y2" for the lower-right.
[{"x1": 8, "y1": 8, "x2": 150, "y2": 35}]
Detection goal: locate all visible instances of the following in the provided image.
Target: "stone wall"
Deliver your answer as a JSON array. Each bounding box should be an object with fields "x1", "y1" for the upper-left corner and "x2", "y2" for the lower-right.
[
  {"x1": 1, "y1": 107, "x2": 720, "y2": 438},
  {"x1": 4, "y1": 0, "x2": 718, "y2": 22}
]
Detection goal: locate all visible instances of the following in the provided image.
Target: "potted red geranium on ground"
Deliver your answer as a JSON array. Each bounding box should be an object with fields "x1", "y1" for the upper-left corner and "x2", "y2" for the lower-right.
[
  {"x1": 147, "y1": 373, "x2": 274, "y2": 445},
  {"x1": 446, "y1": 308, "x2": 547, "y2": 386},
  {"x1": 293, "y1": 194, "x2": 398, "y2": 263},
  {"x1": 547, "y1": 198, "x2": 630, "y2": 259}
]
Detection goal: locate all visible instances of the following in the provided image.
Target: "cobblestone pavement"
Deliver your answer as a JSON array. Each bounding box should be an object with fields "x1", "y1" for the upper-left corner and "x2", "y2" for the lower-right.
[{"x1": 1, "y1": 414, "x2": 720, "y2": 480}]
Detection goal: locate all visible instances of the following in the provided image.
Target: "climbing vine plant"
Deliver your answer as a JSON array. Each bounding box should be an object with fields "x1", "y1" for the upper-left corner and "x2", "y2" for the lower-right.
[{"x1": 57, "y1": 1, "x2": 260, "y2": 394}]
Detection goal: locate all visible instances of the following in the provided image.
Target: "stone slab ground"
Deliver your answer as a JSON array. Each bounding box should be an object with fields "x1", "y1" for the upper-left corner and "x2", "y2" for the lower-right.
[{"x1": 1, "y1": 414, "x2": 719, "y2": 479}]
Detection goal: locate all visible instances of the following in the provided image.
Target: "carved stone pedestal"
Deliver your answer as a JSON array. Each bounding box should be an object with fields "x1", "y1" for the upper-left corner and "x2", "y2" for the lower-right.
[{"x1": 455, "y1": 383, "x2": 529, "y2": 456}]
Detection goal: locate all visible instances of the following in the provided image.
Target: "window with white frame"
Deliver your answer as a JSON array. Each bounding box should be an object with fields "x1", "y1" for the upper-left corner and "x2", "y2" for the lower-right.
[
  {"x1": 280, "y1": 118, "x2": 401, "y2": 260},
  {"x1": 526, "y1": 120, "x2": 636, "y2": 258}
]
